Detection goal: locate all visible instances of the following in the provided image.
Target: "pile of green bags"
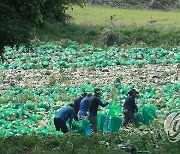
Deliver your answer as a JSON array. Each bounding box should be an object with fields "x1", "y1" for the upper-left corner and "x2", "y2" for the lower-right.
[
  {"x1": 72, "y1": 102, "x2": 157, "y2": 134},
  {"x1": 72, "y1": 118, "x2": 91, "y2": 136}
]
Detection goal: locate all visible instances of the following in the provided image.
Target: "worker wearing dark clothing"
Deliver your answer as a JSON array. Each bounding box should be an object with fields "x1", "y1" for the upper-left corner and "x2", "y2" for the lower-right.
[
  {"x1": 88, "y1": 89, "x2": 109, "y2": 133},
  {"x1": 78, "y1": 93, "x2": 92, "y2": 119},
  {"x1": 74, "y1": 96, "x2": 82, "y2": 114},
  {"x1": 73, "y1": 93, "x2": 86, "y2": 120},
  {"x1": 88, "y1": 96, "x2": 109, "y2": 116},
  {"x1": 54, "y1": 104, "x2": 75, "y2": 133},
  {"x1": 123, "y1": 95, "x2": 138, "y2": 112},
  {"x1": 122, "y1": 88, "x2": 139, "y2": 127}
]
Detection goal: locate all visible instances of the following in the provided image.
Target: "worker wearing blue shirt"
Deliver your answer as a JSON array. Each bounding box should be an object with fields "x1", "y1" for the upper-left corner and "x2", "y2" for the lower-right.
[
  {"x1": 54, "y1": 103, "x2": 75, "y2": 133},
  {"x1": 78, "y1": 93, "x2": 92, "y2": 119}
]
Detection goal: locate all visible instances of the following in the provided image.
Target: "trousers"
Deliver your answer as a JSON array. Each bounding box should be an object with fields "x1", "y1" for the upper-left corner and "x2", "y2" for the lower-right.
[
  {"x1": 54, "y1": 117, "x2": 68, "y2": 133},
  {"x1": 122, "y1": 110, "x2": 135, "y2": 127},
  {"x1": 88, "y1": 115, "x2": 97, "y2": 133}
]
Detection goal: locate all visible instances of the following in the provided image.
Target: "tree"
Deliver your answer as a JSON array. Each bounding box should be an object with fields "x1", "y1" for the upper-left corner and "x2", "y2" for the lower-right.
[{"x1": 0, "y1": 0, "x2": 84, "y2": 62}]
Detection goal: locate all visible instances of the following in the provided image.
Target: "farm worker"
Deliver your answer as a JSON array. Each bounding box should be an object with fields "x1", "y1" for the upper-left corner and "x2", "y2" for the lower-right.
[
  {"x1": 88, "y1": 88, "x2": 109, "y2": 133},
  {"x1": 54, "y1": 103, "x2": 75, "y2": 133},
  {"x1": 78, "y1": 92, "x2": 92, "y2": 120},
  {"x1": 73, "y1": 92, "x2": 87, "y2": 120},
  {"x1": 122, "y1": 88, "x2": 139, "y2": 127}
]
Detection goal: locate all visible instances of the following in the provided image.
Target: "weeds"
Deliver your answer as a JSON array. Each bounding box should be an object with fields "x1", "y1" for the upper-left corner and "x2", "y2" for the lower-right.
[
  {"x1": 35, "y1": 21, "x2": 180, "y2": 48},
  {"x1": 0, "y1": 122, "x2": 179, "y2": 154}
]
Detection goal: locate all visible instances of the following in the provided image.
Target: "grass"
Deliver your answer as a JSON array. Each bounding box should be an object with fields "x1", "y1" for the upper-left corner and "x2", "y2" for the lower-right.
[
  {"x1": 0, "y1": 120, "x2": 179, "y2": 154},
  {"x1": 37, "y1": 22, "x2": 180, "y2": 47},
  {"x1": 68, "y1": 5, "x2": 180, "y2": 30},
  {"x1": 34, "y1": 5, "x2": 180, "y2": 48}
]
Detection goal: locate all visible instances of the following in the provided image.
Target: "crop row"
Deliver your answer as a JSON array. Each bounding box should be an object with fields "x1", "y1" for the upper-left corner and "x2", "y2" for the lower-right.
[
  {"x1": 0, "y1": 83, "x2": 179, "y2": 136},
  {"x1": 1, "y1": 45, "x2": 179, "y2": 70}
]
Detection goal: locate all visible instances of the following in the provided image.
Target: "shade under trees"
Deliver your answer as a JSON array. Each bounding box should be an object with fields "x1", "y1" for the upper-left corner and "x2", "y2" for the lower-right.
[{"x1": 0, "y1": 0, "x2": 84, "y2": 62}]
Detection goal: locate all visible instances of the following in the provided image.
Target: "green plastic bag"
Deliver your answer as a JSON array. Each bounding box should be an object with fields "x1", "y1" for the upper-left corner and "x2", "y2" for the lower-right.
[
  {"x1": 109, "y1": 116, "x2": 122, "y2": 132},
  {"x1": 82, "y1": 118, "x2": 91, "y2": 136},
  {"x1": 135, "y1": 113, "x2": 143, "y2": 127},
  {"x1": 31, "y1": 114, "x2": 43, "y2": 122}
]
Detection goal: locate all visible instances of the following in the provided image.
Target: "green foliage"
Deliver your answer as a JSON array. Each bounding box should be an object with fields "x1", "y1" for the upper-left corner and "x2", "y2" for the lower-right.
[
  {"x1": 119, "y1": 26, "x2": 180, "y2": 46},
  {"x1": 0, "y1": 134, "x2": 125, "y2": 153},
  {"x1": 0, "y1": 0, "x2": 85, "y2": 60},
  {"x1": 37, "y1": 23, "x2": 180, "y2": 47},
  {"x1": 0, "y1": 120, "x2": 179, "y2": 154},
  {"x1": 0, "y1": 1, "x2": 32, "y2": 60}
]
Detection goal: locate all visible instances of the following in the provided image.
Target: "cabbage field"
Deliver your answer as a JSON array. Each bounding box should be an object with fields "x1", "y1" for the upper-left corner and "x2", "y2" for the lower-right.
[
  {"x1": 1, "y1": 45, "x2": 180, "y2": 70},
  {"x1": 0, "y1": 44, "x2": 179, "y2": 153},
  {"x1": 1, "y1": 0, "x2": 180, "y2": 153}
]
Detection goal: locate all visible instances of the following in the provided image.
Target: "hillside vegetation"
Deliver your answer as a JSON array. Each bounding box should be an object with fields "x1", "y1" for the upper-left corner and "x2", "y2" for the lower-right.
[{"x1": 36, "y1": 5, "x2": 180, "y2": 47}]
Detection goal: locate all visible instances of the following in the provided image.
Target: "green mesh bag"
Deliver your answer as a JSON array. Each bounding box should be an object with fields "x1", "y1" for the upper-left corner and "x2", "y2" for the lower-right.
[{"x1": 109, "y1": 115, "x2": 122, "y2": 132}]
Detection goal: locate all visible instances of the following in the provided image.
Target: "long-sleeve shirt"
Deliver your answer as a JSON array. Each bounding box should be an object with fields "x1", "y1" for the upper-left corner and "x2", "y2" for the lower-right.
[
  {"x1": 73, "y1": 96, "x2": 83, "y2": 114},
  {"x1": 123, "y1": 95, "x2": 138, "y2": 112},
  {"x1": 78, "y1": 97, "x2": 91, "y2": 116},
  {"x1": 55, "y1": 106, "x2": 75, "y2": 123},
  {"x1": 88, "y1": 96, "x2": 109, "y2": 116}
]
